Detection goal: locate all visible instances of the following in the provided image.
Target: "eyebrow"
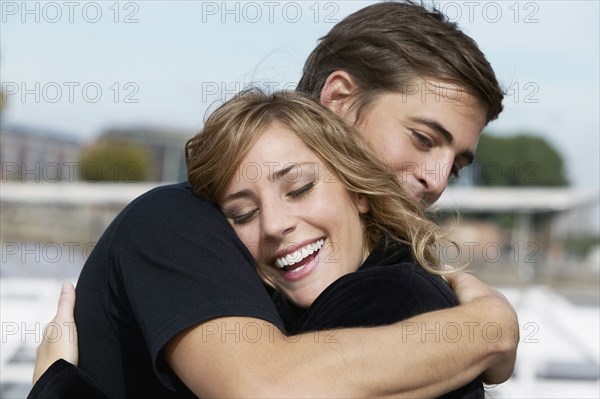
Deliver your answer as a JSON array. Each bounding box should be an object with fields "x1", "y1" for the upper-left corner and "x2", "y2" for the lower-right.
[
  {"x1": 221, "y1": 162, "x2": 316, "y2": 204},
  {"x1": 271, "y1": 164, "x2": 297, "y2": 182},
  {"x1": 221, "y1": 189, "x2": 253, "y2": 204},
  {"x1": 410, "y1": 116, "x2": 474, "y2": 165},
  {"x1": 270, "y1": 161, "x2": 317, "y2": 182}
]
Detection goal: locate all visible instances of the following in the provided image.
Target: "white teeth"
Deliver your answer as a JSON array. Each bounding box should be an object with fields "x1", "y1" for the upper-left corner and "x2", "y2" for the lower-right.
[
  {"x1": 274, "y1": 239, "x2": 324, "y2": 269},
  {"x1": 289, "y1": 264, "x2": 307, "y2": 273}
]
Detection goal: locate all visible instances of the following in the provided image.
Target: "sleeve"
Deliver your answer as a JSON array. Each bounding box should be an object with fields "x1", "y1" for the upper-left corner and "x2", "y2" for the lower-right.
[
  {"x1": 109, "y1": 185, "x2": 285, "y2": 387},
  {"x1": 27, "y1": 359, "x2": 108, "y2": 399}
]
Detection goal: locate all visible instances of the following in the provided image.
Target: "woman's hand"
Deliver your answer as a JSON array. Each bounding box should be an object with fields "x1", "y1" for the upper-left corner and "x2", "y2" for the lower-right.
[
  {"x1": 445, "y1": 268, "x2": 519, "y2": 384},
  {"x1": 32, "y1": 282, "x2": 79, "y2": 384}
]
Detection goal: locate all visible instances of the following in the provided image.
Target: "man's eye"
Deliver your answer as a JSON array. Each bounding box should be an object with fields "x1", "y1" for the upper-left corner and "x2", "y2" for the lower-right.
[
  {"x1": 231, "y1": 209, "x2": 258, "y2": 224},
  {"x1": 412, "y1": 131, "x2": 433, "y2": 148},
  {"x1": 288, "y1": 181, "x2": 315, "y2": 199}
]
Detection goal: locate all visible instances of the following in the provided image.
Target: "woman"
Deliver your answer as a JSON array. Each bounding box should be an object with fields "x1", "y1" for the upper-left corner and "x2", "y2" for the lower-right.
[
  {"x1": 31, "y1": 90, "x2": 483, "y2": 398},
  {"x1": 187, "y1": 90, "x2": 483, "y2": 398}
]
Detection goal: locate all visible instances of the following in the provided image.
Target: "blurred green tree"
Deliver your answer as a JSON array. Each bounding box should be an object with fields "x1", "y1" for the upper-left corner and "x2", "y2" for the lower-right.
[
  {"x1": 79, "y1": 139, "x2": 150, "y2": 182},
  {"x1": 474, "y1": 133, "x2": 568, "y2": 186}
]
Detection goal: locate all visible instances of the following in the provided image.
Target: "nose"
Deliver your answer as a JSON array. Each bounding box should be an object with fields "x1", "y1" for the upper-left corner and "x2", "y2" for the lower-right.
[
  {"x1": 417, "y1": 159, "x2": 453, "y2": 205},
  {"x1": 418, "y1": 172, "x2": 448, "y2": 197},
  {"x1": 259, "y1": 198, "x2": 296, "y2": 240}
]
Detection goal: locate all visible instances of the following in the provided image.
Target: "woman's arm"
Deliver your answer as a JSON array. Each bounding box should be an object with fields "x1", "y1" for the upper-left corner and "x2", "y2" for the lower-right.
[
  {"x1": 30, "y1": 283, "x2": 108, "y2": 399},
  {"x1": 33, "y1": 282, "x2": 78, "y2": 384}
]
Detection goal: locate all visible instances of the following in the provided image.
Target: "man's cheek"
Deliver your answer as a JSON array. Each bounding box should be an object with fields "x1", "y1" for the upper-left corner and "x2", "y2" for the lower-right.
[{"x1": 395, "y1": 163, "x2": 419, "y2": 185}]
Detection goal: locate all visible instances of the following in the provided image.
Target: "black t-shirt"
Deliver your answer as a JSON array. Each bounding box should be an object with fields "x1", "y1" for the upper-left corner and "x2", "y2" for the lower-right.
[
  {"x1": 275, "y1": 240, "x2": 484, "y2": 399},
  {"x1": 73, "y1": 182, "x2": 284, "y2": 398}
]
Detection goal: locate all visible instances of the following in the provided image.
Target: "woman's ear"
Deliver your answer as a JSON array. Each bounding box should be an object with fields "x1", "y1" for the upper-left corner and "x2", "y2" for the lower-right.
[{"x1": 320, "y1": 71, "x2": 359, "y2": 122}]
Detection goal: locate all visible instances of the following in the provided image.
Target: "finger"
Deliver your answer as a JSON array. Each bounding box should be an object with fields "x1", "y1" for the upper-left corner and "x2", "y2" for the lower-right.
[
  {"x1": 441, "y1": 264, "x2": 455, "y2": 283},
  {"x1": 442, "y1": 269, "x2": 465, "y2": 290},
  {"x1": 446, "y1": 268, "x2": 479, "y2": 284},
  {"x1": 55, "y1": 281, "x2": 76, "y2": 323}
]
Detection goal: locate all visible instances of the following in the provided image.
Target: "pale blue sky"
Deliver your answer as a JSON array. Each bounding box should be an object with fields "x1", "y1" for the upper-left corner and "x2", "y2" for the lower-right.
[{"x1": 1, "y1": 1, "x2": 598, "y2": 188}]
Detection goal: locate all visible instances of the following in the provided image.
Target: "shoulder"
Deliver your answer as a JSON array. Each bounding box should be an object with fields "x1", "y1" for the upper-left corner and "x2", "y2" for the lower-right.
[
  {"x1": 341, "y1": 262, "x2": 458, "y2": 305},
  {"x1": 89, "y1": 182, "x2": 242, "y2": 262},
  {"x1": 122, "y1": 182, "x2": 215, "y2": 216},
  {"x1": 296, "y1": 262, "x2": 459, "y2": 332},
  {"x1": 112, "y1": 182, "x2": 232, "y2": 237},
  {"x1": 411, "y1": 266, "x2": 459, "y2": 306}
]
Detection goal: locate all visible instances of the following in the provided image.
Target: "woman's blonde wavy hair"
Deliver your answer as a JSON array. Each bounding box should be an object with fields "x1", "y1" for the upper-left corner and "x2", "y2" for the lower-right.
[{"x1": 186, "y1": 89, "x2": 451, "y2": 274}]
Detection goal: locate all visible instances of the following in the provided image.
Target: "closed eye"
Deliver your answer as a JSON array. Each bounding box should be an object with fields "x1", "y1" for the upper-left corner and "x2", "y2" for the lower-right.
[
  {"x1": 229, "y1": 209, "x2": 258, "y2": 225},
  {"x1": 288, "y1": 181, "x2": 315, "y2": 199}
]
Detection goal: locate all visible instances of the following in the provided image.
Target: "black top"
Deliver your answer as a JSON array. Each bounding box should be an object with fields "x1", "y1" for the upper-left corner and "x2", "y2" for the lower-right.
[
  {"x1": 275, "y1": 240, "x2": 484, "y2": 399},
  {"x1": 72, "y1": 182, "x2": 284, "y2": 398},
  {"x1": 29, "y1": 197, "x2": 483, "y2": 398},
  {"x1": 28, "y1": 359, "x2": 107, "y2": 399}
]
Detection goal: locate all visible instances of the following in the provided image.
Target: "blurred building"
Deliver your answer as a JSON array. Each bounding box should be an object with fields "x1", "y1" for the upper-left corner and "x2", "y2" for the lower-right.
[
  {"x1": 435, "y1": 187, "x2": 600, "y2": 294},
  {"x1": 1, "y1": 125, "x2": 191, "y2": 183},
  {"x1": 0, "y1": 126, "x2": 81, "y2": 182},
  {"x1": 100, "y1": 127, "x2": 190, "y2": 182}
]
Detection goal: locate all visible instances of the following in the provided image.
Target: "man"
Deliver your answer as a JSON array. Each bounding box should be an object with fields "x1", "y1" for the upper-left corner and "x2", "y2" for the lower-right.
[{"x1": 32, "y1": 2, "x2": 517, "y2": 398}]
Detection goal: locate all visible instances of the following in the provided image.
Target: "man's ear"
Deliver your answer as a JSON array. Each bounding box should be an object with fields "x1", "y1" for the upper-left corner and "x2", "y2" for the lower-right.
[{"x1": 319, "y1": 70, "x2": 359, "y2": 122}]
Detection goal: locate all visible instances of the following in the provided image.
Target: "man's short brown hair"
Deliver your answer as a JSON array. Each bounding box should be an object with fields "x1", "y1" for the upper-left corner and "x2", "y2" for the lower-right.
[{"x1": 297, "y1": 1, "x2": 504, "y2": 124}]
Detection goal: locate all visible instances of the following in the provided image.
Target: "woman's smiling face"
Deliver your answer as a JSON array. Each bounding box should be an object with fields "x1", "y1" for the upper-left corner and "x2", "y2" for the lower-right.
[{"x1": 219, "y1": 122, "x2": 369, "y2": 308}]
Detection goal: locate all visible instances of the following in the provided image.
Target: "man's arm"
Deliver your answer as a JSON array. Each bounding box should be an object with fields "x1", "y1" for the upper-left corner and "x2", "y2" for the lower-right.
[
  {"x1": 445, "y1": 270, "x2": 518, "y2": 384},
  {"x1": 33, "y1": 271, "x2": 517, "y2": 397},
  {"x1": 166, "y1": 270, "x2": 518, "y2": 398}
]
